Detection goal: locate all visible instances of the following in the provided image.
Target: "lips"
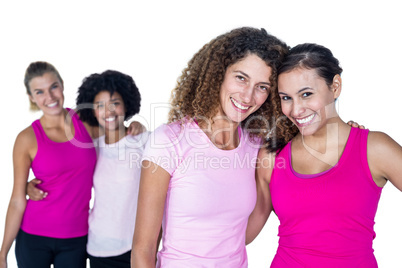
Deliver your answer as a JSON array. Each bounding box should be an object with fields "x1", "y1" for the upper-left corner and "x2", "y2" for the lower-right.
[{"x1": 230, "y1": 97, "x2": 251, "y2": 112}]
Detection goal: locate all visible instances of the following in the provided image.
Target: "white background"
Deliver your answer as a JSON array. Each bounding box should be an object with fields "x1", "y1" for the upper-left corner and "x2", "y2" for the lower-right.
[{"x1": 0, "y1": 0, "x2": 401, "y2": 267}]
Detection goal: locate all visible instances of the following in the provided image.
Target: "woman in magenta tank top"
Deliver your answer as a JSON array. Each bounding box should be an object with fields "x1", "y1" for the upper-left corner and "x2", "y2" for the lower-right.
[
  {"x1": 247, "y1": 44, "x2": 402, "y2": 267},
  {"x1": 0, "y1": 62, "x2": 100, "y2": 268}
]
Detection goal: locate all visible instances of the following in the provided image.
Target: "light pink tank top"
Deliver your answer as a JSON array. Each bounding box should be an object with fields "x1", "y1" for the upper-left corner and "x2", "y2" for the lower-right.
[
  {"x1": 270, "y1": 128, "x2": 382, "y2": 267},
  {"x1": 21, "y1": 109, "x2": 96, "y2": 238}
]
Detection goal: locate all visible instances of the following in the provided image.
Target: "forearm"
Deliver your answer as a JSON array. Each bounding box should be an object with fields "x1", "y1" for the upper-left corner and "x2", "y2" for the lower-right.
[
  {"x1": 0, "y1": 200, "x2": 26, "y2": 258},
  {"x1": 131, "y1": 246, "x2": 157, "y2": 268},
  {"x1": 246, "y1": 203, "x2": 272, "y2": 244}
]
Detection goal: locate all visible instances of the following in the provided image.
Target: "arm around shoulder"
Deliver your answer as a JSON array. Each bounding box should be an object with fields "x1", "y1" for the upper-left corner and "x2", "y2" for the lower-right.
[
  {"x1": 246, "y1": 148, "x2": 276, "y2": 245},
  {"x1": 367, "y1": 131, "x2": 402, "y2": 190}
]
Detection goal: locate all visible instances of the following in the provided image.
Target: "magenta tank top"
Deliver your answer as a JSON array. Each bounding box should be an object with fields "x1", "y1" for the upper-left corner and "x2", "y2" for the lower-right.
[
  {"x1": 270, "y1": 128, "x2": 382, "y2": 267},
  {"x1": 21, "y1": 108, "x2": 96, "y2": 238}
]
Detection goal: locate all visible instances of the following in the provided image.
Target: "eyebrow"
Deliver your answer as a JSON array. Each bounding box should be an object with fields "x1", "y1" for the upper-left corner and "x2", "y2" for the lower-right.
[
  {"x1": 233, "y1": 70, "x2": 271, "y2": 86},
  {"x1": 278, "y1": 87, "x2": 313, "y2": 95},
  {"x1": 94, "y1": 97, "x2": 122, "y2": 104},
  {"x1": 32, "y1": 82, "x2": 59, "y2": 92},
  {"x1": 297, "y1": 87, "x2": 313, "y2": 93}
]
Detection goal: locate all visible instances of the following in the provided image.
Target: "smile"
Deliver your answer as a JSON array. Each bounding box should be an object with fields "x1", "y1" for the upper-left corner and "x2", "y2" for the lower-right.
[
  {"x1": 230, "y1": 97, "x2": 250, "y2": 111},
  {"x1": 295, "y1": 113, "x2": 316, "y2": 125},
  {"x1": 105, "y1": 117, "x2": 116, "y2": 122},
  {"x1": 46, "y1": 102, "x2": 58, "y2": 108}
]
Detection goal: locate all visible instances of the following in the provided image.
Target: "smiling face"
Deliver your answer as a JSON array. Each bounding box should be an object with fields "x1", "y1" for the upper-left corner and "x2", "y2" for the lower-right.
[
  {"x1": 28, "y1": 72, "x2": 64, "y2": 115},
  {"x1": 93, "y1": 91, "x2": 126, "y2": 132},
  {"x1": 218, "y1": 53, "x2": 272, "y2": 124},
  {"x1": 278, "y1": 68, "x2": 341, "y2": 136}
]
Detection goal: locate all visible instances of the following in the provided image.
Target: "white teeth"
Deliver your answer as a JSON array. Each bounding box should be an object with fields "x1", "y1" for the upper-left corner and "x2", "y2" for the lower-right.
[
  {"x1": 296, "y1": 114, "x2": 315, "y2": 124},
  {"x1": 231, "y1": 98, "x2": 250, "y2": 110},
  {"x1": 105, "y1": 117, "x2": 115, "y2": 122},
  {"x1": 47, "y1": 102, "x2": 57, "y2": 108}
]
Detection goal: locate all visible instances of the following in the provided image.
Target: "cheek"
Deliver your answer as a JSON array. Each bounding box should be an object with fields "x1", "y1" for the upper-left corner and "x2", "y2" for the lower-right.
[
  {"x1": 118, "y1": 104, "x2": 126, "y2": 114},
  {"x1": 255, "y1": 91, "x2": 269, "y2": 106},
  {"x1": 280, "y1": 101, "x2": 290, "y2": 115},
  {"x1": 94, "y1": 109, "x2": 103, "y2": 121},
  {"x1": 312, "y1": 99, "x2": 330, "y2": 113},
  {"x1": 29, "y1": 94, "x2": 37, "y2": 103}
]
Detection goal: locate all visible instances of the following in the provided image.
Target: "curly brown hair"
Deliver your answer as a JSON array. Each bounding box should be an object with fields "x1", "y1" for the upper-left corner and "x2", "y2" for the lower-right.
[{"x1": 169, "y1": 27, "x2": 290, "y2": 151}]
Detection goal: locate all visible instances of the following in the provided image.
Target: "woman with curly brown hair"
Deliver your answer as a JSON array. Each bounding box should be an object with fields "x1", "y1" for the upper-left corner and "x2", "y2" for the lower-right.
[{"x1": 132, "y1": 27, "x2": 289, "y2": 267}]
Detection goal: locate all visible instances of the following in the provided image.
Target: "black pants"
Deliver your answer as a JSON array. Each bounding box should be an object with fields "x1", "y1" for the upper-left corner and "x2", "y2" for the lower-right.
[
  {"x1": 88, "y1": 250, "x2": 131, "y2": 268},
  {"x1": 15, "y1": 229, "x2": 87, "y2": 268}
]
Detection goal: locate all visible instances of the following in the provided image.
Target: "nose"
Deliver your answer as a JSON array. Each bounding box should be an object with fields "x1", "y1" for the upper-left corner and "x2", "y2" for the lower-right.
[
  {"x1": 240, "y1": 85, "x2": 254, "y2": 104},
  {"x1": 106, "y1": 103, "x2": 116, "y2": 116},
  {"x1": 291, "y1": 99, "x2": 306, "y2": 118},
  {"x1": 45, "y1": 90, "x2": 55, "y2": 101}
]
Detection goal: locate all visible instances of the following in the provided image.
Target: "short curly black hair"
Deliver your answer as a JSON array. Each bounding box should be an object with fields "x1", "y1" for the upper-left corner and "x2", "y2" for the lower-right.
[{"x1": 76, "y1": 70, "x2": 141, "y2": 126}]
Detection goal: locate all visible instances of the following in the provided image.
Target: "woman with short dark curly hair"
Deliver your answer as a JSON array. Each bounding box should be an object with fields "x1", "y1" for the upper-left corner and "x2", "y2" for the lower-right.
[
  {"x1": 76, "y1": 70, "x2": 147, "y2": 268},
  {"x1": 76, "y1": 70, "x2": 141, "y2": 127},
  {"x1": 132, "y1": 27, "x2": 289, "y2": 267}
]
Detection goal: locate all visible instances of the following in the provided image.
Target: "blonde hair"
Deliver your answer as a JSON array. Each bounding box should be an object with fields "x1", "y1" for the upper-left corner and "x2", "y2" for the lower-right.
[{"x1": 24, "y1": 61, "x2": 64, "y2": 111}]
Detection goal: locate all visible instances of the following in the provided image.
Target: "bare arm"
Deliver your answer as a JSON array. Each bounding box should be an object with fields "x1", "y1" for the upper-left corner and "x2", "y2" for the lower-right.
[
  {"x1": 83, "y1": 121, "x2": 145, "y2": 140},
  {"x1": 127, "y1": 121, "x2": 147, "y2": 136},
  {"x1": 246, "y1": 149, "x2": 275, "y2": 244},
  {"x1": 0, "y1": 129, "x2": 34, "y2": 267},
  {"x1": 368, "y1": 131, "x2": 402, "y2": 189},
  {"x1": 131, "y1": 160, "x2": 170, "y2": 267}
]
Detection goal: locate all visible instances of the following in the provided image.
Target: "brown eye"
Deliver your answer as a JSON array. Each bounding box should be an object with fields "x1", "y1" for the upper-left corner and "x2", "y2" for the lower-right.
[
  {"x1": 236, "y1": 75, "x2": 246, "y2": 81},
  {"x1": 302, "y1": 92, "x2": 313, "y2": 98}
]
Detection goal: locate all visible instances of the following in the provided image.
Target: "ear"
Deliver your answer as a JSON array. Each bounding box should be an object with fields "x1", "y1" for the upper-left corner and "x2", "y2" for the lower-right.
[{"x1": 331, "y1": 74, "x2": 342, "y2": 99}]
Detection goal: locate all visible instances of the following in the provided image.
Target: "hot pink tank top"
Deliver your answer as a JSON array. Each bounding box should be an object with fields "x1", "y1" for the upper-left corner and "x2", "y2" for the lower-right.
[
  {"x1": 21, "y1": 109, "x2": 96, "y2": 238},
  {"x1": 270, "y1": 127, "x2": 382, "y2": 267}
]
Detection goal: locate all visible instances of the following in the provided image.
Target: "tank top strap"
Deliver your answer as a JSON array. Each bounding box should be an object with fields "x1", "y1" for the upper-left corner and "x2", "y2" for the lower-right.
[
  {"x1": 66, "y1": 108, "x2": 92, "y2": 142},
  {"x1": 31, "y1": 119, "x2": 48, "y2": 145},
  {"x1": 357, "y1": 129, "x2": 376, "y2": 186}
]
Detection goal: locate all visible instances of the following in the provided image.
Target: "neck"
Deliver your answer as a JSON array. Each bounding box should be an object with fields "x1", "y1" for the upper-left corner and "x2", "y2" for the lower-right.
[
  {"x1": 40, "y1": 109, "x2": 69, "y2": 127},
  {"x1": 294, "y1": 116, "x2": 350, "y2": 167},
  {"x1": 198, "y1": 116, "x2": 240, "y2": 150},
  {"x1": 105, "y1": 127, "x2": 127, "y2": 144}
]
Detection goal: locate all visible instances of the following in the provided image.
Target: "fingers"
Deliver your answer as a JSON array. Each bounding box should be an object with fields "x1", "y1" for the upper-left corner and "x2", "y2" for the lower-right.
[
  {"x1": 347, "y1": 120, "x2": 365, "y2": 129},
  {"x1": 30, "y1": 178, "x2": 42, "y2": 185},
  {"x1": 128, "y1": 121, "x2": 147, "y2": 136},
  {"x1": 26, "y1": 179, "x2": 48, "y2": 201}
]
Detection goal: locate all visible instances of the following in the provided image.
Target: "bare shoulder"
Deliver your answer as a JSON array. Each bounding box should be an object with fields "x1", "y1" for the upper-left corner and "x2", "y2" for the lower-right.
[
  {"x1": 14, "y1": 126, "x2": 37, "y2": 157},
  {"x1": 367, "y1": 131, "x2": 400, "y2": 153},
  {"x1": 256, "y1": 148, "x2": 276, "y2": 184},
  {"x1": 367, "y1": 131, "x2": 402, "y2": 186},
  {"x1": 15, "y1": 126, "x2": 36, "y2": 145}
]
